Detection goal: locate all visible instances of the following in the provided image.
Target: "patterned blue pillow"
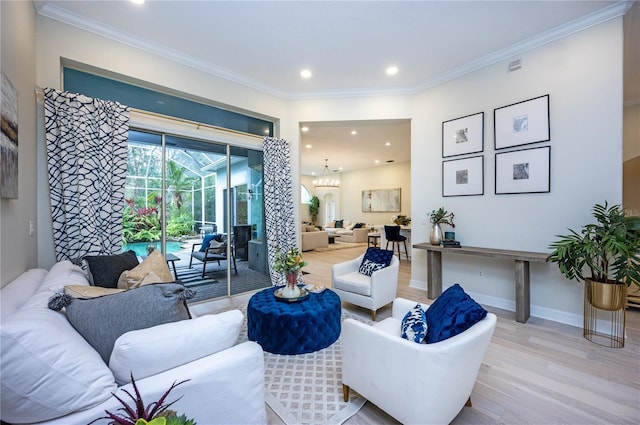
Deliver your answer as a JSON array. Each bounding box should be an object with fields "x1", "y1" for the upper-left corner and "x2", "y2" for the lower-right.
[
  {"x1": 353, "y1": 222, "x2": 364, "y2": 229},
  {"x1": 335, "y1": 219, "x2": 344, "y2": 228},
  {"x1": 358, "y1": 259, "x2": 385, "y2": 276},
  {"x1": 363, "y1": 247, "x2": 393, "y2": 267},
  {"x1": 401, "y1": 304, "x2": 428, "y2": 343},
  {"x1": 425, "y1": 284, "x2": 487, "y2": 344}
]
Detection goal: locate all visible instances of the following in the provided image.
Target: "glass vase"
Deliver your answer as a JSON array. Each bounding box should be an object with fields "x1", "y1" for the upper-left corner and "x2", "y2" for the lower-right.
[{"x1": 281, "y1": 272, "x2": 301, "y2": 298}]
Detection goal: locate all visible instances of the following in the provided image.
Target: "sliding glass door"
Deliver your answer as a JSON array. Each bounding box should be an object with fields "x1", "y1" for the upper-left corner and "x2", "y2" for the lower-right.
[{"x1": 123, "y1": 129, "x2": 269, "y2": 301}]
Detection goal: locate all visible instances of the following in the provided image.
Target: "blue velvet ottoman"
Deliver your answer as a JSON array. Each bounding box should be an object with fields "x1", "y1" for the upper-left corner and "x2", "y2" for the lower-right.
[{"x1": 247, "y1": 287, "x2": 341, "y2": 355}]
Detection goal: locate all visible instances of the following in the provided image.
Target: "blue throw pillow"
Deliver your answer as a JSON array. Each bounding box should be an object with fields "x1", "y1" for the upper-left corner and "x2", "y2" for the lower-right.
[
  {"x1": 335, "y1": 219, "x2": 344, "y2": 228},
  {"x1": 363, "y1": 247, "x2": 393, "y2": 267},
  {"x1": 353, "y1": 222, "x2": 364, "y2": 229},
  {"x1": 401, "y1": 304, "x2": 428, "y2": 343},
  {"x1": 425, "y1": 284, "x2": 487, "y2": 344},
  {"x1": 200, "y1": 234, "x2": 222, "y2": 252},
  {"x1": 358, "y1": 259, "x2": 385, "y2": 276}
]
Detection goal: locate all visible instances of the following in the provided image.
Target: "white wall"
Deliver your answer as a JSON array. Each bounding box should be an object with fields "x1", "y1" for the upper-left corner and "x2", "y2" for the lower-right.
[
  {"x1": 339, "y1": 161, "x2": 411, "y2": 226},
  {"x1": 409, "y1": 18, "x2": 623, "y2": 325},
  {"x1": 32, "y1": 14, "x2": 624, "y2": 327},
  {"x1": 0, "y1": 1, "x2": 38, "y2": 286}
]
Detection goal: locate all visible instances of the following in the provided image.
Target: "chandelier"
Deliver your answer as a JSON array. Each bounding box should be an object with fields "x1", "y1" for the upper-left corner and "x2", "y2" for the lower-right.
[{"x1": 313, "y1": 159, "x2": 340, "y2": 189}]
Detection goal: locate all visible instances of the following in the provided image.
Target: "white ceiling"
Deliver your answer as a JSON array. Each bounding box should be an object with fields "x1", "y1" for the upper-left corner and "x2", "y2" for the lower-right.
[{"x1": 34, "y1": 0, "x2": 636, "y2": 176}]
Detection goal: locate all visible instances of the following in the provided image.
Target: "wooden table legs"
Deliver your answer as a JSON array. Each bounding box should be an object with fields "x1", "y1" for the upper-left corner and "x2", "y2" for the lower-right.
[{"x1": 425, "y1": 250, "x2": 531, "y2": 323}]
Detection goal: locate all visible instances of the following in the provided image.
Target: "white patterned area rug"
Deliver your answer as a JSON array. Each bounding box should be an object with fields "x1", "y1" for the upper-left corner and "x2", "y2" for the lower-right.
[
  {"x1": 263, "y1": 337, "x2": 365, "y2": 425},
  {"x1": 237, "y1": 307, "x2": 369, "y2": 425}
]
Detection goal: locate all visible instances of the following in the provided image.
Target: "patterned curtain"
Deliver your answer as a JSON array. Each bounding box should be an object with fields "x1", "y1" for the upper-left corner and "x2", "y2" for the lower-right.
[
  {"x1": 44, "y1": 88, "x2": 130, "y2": 261},
  {"x1": 263, "y1": 136, "x2": 297, "y2": 285}
]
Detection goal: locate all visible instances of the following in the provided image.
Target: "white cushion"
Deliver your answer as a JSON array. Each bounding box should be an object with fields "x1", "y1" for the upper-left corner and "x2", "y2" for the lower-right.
[
  {"x1": 0, "y1": 268, "x2": 47, "y2": 321},
  {"x1": 0, "y1": 290, "x2": 116, "y2": 423},
  {"x1": 333, "y1": 271, "x2": 371, "y2": 296},
  {"x1": 109, "y1": 309, "x2": 244, "y2": 385},
  {"x1": 37, "y1": 260, "x2": 89, "y2": 295},
  {"x1": 336, "y1": 229, "x2": 353, "y2": 235},
  {"x1": 326, "y1": 228, "x2": 338, "y2": 234}
]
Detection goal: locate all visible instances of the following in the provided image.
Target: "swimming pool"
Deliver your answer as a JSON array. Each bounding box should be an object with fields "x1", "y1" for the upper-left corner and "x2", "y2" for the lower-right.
[{"x1": 122, "y1": 241, "x2": 183, "y2": 256}]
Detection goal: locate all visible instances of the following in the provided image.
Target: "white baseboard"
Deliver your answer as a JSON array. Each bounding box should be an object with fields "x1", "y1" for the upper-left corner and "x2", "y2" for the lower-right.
[{"x1": 408, "y1": 279, "x2": 586, "y2": 329}]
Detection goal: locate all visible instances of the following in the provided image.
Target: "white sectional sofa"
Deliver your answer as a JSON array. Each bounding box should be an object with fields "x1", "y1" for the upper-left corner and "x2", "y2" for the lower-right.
[
  {"x1": 0, "y1": 261, "x2": 267, "y2": 424},
  {"x1": 324, "y1": 220, "x2": 369, "y2": 243},
  {"x1": 301, "y1": 224, "x2": 329, "y2": 251}
]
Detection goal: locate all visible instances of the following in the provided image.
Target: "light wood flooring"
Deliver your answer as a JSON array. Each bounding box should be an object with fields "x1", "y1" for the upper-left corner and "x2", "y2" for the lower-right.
[{"x1": 193, "y1": 245, "x2": 640, "y2": 424}]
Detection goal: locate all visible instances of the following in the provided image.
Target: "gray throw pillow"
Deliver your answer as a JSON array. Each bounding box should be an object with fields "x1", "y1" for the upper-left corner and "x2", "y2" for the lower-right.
[
  {"x1": 84, "y1": 250, "x2": 139, "y2": 288},
  {"x1": 55, "y1": 283, "x2": 193, "y2": 364}
]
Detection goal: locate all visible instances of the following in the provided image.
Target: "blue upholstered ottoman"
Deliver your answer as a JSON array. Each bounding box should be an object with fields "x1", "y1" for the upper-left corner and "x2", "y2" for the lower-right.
[{"x1": 247, "y1": 287, "x2": 341, "y2": 355}]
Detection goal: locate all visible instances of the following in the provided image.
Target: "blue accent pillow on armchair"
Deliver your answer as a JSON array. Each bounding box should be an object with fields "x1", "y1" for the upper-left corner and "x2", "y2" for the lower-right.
[
  {"x1": 200, "y1": 234, "x2": 222, "y2": 252},
  {"x1": 401, "y1": 304, "x2": 428, "y2": 343},
  {"x1": 362, "y1": 247, "x2": 393, "y2": 267},
  {"x1": 425, "y1": 283, "x2": 487, "y2": 344}
]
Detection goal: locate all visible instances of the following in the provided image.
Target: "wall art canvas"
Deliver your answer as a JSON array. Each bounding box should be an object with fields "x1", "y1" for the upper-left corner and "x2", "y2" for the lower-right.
[
  {"x1": 494, "y1": 94, "x2": 549, "y2": 149},
  {"x1": 442, "y1": 112, "x2": 484, "y2": 157},
  {"x1": 442, "y1": 155, "x2": 484, "y2": 197},
  {"x1": 362, "y1": 188, "x2": 401, "y2": 212},
  {"x1": 1, "y1": 71, "x2": 18, "y2": 198},
  {"x1": 495, "y1": 146, "x2": 550, "y2": 194}
]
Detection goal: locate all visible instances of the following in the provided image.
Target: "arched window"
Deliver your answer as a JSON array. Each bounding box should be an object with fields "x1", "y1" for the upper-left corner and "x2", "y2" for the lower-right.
[{"x1": 301, "y1": 184, "x2": 312, "y2": 204}]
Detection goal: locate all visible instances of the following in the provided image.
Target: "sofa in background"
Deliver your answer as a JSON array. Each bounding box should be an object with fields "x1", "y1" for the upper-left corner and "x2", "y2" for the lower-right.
[
  {"x1": 324, "y1": 220, "x2": 369, "y2": 243},
  {"x1": 0, "y1": 261, "x2": 267, "y2": 424},
  {"x1": 301, "y1": 224, "x2": 329, "y2": 251}
]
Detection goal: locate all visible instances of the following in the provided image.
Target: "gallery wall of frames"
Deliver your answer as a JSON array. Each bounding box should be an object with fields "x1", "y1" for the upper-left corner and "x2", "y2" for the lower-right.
[{"x1": 441, "y1": 94, "x2": 550, "y2": 197}]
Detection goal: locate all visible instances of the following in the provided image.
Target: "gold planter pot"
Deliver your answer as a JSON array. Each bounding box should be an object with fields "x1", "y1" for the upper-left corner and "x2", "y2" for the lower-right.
[{"x1": 587, "y1": 279, "x2": 626, "y2": 311}]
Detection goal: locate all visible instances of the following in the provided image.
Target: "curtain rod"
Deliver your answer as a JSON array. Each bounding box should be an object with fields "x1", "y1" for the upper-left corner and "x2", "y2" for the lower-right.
[{"x1": 129, "y1": 108, "x2": 266, "y2": 141}]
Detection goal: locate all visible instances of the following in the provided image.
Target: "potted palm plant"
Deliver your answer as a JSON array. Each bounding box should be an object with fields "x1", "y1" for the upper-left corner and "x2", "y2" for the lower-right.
[{"x1": 547, "y1": 202, "x2": 640, "y2": 311}]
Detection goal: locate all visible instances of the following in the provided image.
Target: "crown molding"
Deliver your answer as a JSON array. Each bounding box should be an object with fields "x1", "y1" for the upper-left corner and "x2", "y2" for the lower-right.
[{"x1": 35, "y1": 1, "x2": 631, "y2": 101}]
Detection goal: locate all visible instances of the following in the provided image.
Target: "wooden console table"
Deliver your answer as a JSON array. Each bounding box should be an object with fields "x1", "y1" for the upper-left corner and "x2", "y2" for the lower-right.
[{"x1": 413, "y1": 243, "x2": 548, "y2": 323}]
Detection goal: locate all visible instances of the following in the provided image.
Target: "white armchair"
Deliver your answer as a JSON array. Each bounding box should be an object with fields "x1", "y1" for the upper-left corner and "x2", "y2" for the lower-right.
[
  {"x1": 341, "y1": 297, "x2": 497, "y2": 425},
  {"x1": 331, "y1": 253, "x2": 399, "y2": 320}
]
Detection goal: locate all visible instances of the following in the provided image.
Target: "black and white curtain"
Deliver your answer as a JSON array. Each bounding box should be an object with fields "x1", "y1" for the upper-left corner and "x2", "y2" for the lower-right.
[
  {"x1": 44, "y1": 88, "x2": 130, "y2": 261},
  {"x1": 263, "y1": 136, "x2": 297, "y2": 285}
]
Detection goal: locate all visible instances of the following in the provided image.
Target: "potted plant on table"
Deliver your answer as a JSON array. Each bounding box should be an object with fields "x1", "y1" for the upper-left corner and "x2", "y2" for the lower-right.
[
  {"x1": 547, "y1": 202, "x2": 640, "y2": 312},
  {"x1": 273, "y1": 247, "x2": 308, "y2": 298},
  {"x1": 429, "y1": 207, "x2": 455, "y2": 245}
]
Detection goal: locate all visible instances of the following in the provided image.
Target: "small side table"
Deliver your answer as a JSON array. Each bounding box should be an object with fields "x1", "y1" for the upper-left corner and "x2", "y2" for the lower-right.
[
  {"x1": 367, "y1": 233, "x2": 380, "y2": 247},
  {"x1": 165, "y1": 253, "x2": 180, "y2": 280}
]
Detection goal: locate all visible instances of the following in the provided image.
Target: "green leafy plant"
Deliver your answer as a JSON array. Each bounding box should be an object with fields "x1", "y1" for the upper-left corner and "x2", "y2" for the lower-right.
[
  {"x1": 429, "y1": 207, "x2": 455, "y2": 228},
  {"x1": 393, "y1": 215, "x2": 411, "y2": 226},
  {"x1": 309, "y1": 196, "x2": 320, "y2": 224},
  {"x1": 547, "y1": 202, "x2": 640, "y2": 287},
  {"x1": 273, "y1": 247, "x2": 308, "y2": 275},
  {"x1": 90, "y1": 374, "x2": 195, "y2": 425}
]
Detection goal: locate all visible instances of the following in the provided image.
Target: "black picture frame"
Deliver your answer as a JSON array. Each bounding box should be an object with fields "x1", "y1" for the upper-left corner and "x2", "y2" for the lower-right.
[
  {"x1": 495, "y1": 146, "x2": 551, "y2": 194},
  {"x1": 442, "y1": 112, "x2": 484, "y2": 158},
  {"x1": 494, "y1": 95, "x2": 550, "y2": 150},
  {"x1": 442, "y1": 155, "x2": 484, "y2": 197}
]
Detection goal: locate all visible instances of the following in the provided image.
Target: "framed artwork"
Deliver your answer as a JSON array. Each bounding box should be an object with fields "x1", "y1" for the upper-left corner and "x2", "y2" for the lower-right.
[
  {"x1": 442, "y1": 112, "x2": 484, "y2": 157},
  {"x1": 1, "y1": 71, "x2": 18, "y2": 199},
  {"x1": 494, "y1": 94, "x2": 550, "y2": 150},
  {"x1": 442, "y1": 155, "x2": 484, "y2": 197},
  {"x1": 362, "y1": 188, "x2": 401, "y2": 212},
  {"x1": 495, "y1": 146, "x2": 550, "y2": 194}
]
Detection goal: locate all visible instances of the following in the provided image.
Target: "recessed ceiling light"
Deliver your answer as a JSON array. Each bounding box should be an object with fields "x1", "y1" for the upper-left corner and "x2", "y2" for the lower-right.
[
  {"x1": 305, "y1": 144, "x2": 312, "y2": 149},
  {"x1": 351, "y1": 130, "x2": 357, "y2": 135},
  {"x1": 301, "y1": 126, "x2": 309, "y2": 132},
  {"x1": 386, "y1": 66, "x2": 398, "y2": 75},
  {"x1": 339, "y1": 166, "x2": 343, "y2": 170},
  {"x1": 300, "y1": 69, "x2": 312, "y2": 79},
  {"x1": 130, "y1": 0, "x2": 145, "y2": 4},
  {"x1": 374, "y1": 160, "x2": 380, "y2": 164},
  {"x1": 385, "y1": 141, "x2": 391, "y2": 146}
]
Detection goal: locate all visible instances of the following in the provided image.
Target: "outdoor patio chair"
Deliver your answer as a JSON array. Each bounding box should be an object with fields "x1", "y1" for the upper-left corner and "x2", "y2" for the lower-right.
[{"x1": 189, "y1": 234, "x2": 238, "y2": 277}]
